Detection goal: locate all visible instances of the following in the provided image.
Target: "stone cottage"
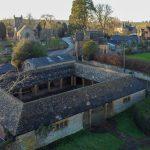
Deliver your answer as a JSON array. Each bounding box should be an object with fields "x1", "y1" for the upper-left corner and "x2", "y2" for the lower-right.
[{"x1": 0, "y1": 55, "x2": 146, "y2": 149}]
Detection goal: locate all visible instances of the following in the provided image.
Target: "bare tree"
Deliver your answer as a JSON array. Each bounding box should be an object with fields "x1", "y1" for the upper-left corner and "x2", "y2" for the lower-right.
[
  {"x1": 26, "y1": 13, "x2": 34, "y2": 26},
  {"x1": 0, "y1": 71, "x2": 32, "y2": 94},
  {"x1": 41, "y1": 14, "x2": 55, "y2": 28},
  {"x1": 93, "y1": 4, "x2": 113, "y2": 33}
]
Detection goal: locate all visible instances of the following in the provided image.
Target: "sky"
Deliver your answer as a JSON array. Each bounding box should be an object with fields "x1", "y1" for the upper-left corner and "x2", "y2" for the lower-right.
[{"x1": 0, "y1": 0, "x2": 149, "y2": 22}]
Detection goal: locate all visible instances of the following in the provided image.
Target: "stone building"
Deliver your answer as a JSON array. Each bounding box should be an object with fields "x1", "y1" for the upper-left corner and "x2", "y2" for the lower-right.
[
  {"x1": 23, "y1": 54, "x2": 75, "y2": 71},
  {"x1": 98, "y1": 37, "x2": 109, "y2": 54},
  {"x1": 13, "y1": 15, "x2": 23, "y2": 40},
  {"x1": 14, "y1": 15, "x2": 23, "y2": 32},
  {"x1": 0, "y1": 55, "x2": 146, "y2": 149}
]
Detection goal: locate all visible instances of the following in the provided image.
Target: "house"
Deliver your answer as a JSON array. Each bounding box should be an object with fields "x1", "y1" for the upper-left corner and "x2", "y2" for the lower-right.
[
  {"x1": 13, "y1": 15, "x2": 24, "y2": 40},
  {"x1": 98, "y1": 37, "x2": 109, "y2": 54},
  {"x1": 0, "y1": 57, "x2": 146, "y2": 149},
  {"x1": 141, "y1": 26, "x2": 150, "y2": 40},
  {"x1": 110, "y1": 34, "x2": 139, "y2": 46},
  {"x1": 23, "y1": 54, "x2": 76, "y2": 71},
  {"x1": 16, "y1": 25, "x2": 36, "y2": 41},
  {"x1": 85, "y1": 30, "x2": 104, "y2": 42},
  {"x1": 14, "y1": 15, "x2": 23, "y2": 32}
]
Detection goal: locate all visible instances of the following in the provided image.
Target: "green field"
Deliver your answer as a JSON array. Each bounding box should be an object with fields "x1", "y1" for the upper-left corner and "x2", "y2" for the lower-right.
[
  {"x1": 49, "y1": 131, "x2": 123, "y2": 150},
  {"x1": 127, "y1": 53, "x2": 150, "y2": 62}
]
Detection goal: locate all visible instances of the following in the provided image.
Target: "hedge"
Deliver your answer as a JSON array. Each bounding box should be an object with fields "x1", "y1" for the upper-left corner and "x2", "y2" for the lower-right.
[{"x1": 95, "y1": 54, "x2": 150, "y2": 74}]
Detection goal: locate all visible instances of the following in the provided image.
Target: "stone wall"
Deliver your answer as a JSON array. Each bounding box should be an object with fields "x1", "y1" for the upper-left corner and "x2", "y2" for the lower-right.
[
  {"x1": 74, "y1": 63, "x2": 126, "y2": 83},
  {"x1": 88, "y1": 61, "x2": 150, "y2": 82},
  {"x1": 113, "y1": 90, "x2": 145, "y2": 114},
  {"x1": 7, "y1": 113, "x2": 83, "y2": 150},
  {"x1": 36, "y1": 113, "x2": 83, "y2": 148}
]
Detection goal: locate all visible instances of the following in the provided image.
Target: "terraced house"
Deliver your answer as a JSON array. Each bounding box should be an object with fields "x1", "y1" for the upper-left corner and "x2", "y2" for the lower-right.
[{"x1": 0, "y1": 54, "x2": 146, "y2": 149}]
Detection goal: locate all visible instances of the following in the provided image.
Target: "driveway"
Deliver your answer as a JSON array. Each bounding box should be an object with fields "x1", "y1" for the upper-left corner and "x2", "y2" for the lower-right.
[{"x1": 48, "y1": 37, "x2": 75, "y2": 56}]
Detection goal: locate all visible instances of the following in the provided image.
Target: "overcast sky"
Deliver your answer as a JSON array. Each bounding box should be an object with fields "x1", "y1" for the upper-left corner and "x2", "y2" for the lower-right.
[{"x1": 0, "y1": 0, "x2": 149, "y2": 21}]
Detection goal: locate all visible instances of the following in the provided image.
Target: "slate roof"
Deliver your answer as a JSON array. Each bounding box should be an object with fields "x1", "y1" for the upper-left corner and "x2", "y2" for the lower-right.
[
  {"x1": 24, "y1": 54, "x2": 75, "y2": 69},
  {"x1": 0, "y1": 62, "x2": 146, "y2": 136},
  {"x1": 0, "y1": 63, "x2": 74, "y2": 90},
  {"x1": 0, "y1": 76, "x2": 145, "y2": 136}
]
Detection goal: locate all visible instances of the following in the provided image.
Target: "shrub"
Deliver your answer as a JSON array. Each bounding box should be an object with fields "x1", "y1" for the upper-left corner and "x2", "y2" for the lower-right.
[
  {"x1": 83, "y1": 40, "x2": 98, "y2": 60},
  {"x1": 12, "y1": 39, "x2": 47, "y2": 68},
  {"x1": 95, "y1": 54, "x2": 150, "y2": 74}
]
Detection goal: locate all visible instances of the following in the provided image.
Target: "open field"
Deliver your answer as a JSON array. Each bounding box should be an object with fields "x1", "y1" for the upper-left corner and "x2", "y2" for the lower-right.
[{"x1": 127, "y1": 53, "x2": 150, "y2": 62}]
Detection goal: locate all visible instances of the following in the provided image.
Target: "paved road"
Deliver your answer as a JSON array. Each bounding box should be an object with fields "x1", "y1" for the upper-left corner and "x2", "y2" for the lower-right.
[{"x1": 48, "y1": 37, "x2": 75, "y2": 56}]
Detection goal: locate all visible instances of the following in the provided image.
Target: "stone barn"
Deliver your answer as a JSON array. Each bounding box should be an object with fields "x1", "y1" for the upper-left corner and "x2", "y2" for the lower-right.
[{"x1": 0, "y1": 55, "x2": 146, "y2": 149}]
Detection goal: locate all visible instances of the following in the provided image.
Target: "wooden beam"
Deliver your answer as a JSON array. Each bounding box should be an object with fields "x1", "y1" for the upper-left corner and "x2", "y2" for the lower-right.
[
  {"x1": 19, "y1": 88, "x2": 22, "y2": 99},
  {"x1": 33, "y1": 85, "x2": 38, "y2": 96},
  {"x1": 82, "y1": 78, "x2": 85, "y2": 87},
  {"x1": 71, "y1": 76, "x2": 74, "y2": 86},
  {"x1": 60, "y1": 78, "x2": 63, "y2": 89},
  {"x1": 74, "y1": 76, "x2": 77, "y2": 86},
  {"x1": 105, "y1": 103, "x2": 108, "y2": 118},
  {"x1": 48, "y1": 81, "x2": 51, "y2": 92}
]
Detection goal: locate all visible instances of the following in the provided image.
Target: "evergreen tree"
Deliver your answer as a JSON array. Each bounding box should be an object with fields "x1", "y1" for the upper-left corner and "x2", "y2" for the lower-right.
[
  {"x1": 0, "y1": 22, "x2": 6, "y2": 40},
  {"x1": 69, "y1": 0, "x2": 95, "y2": 33}
]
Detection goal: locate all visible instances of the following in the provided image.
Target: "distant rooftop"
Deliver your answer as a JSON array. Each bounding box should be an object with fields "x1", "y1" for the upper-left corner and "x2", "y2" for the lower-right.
[{"x1": 23, "y1": 54, "x2": 76, "y2": 70}]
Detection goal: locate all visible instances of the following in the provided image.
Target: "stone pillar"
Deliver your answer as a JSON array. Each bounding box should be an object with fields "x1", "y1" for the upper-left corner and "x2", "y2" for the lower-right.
[
  {"x1": 105, "y1": 103, "x2": 108, "y2": 118},
  {"x1": 82, "y1": 78, "x2": 85, "y2": 87},
  {"x1": 33, "y1": 85, "x2": 38, "y2": 96},
  {"x1": 91, "y1": 81, "x2": 94, "y2": 85},
  {"x1": 48, "y1": 81, "x2": 51, "y2": 92},
  {"x1": 89, "y1": 109, "x2": 92, "y2": 128},
  {"x1": 71, "y1": 76, "x2": 74, "y2": 86},
  {"x1": 60, "y1": 78, "x2": 63, "y2": 89},
  {"x1": 74, "y1": 76, "x2": 77, "y2": 86},
  {"x1": 19, "y1": 88, "x2": 22, "y2": 99}
]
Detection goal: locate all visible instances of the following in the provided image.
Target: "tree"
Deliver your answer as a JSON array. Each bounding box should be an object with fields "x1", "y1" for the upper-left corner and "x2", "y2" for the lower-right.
[
  {"x1": 83, "y1": 40, "x2": 98, "y2": 60},
  {"x1": 12, "y1": 39, "x2": 47, "y2": 68},
  {"x1": 26, "y1": 13, "x2": 33, "y2": 25},
  {"x1": 69, "y1": 0, "x2": 95, "y2": 33},
  {"x1": 41, "y1": 14, "x2": 54, "y2": 29},
  {"x1": 36, "y1": 23, "x2": 42, "y2": 38},
  {"x1": 0, "y1": 22, "x2": 6, "y2": 40},
  {"x1": 93, "y1": 4, "x2": 113, "y2": 33}
]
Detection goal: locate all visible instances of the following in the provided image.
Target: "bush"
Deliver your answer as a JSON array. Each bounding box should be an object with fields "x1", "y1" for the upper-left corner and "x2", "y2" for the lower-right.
[
  {"x1": 83, "y1": 40, "x2": 98, "y2": 60},
  {"x1": 12, "y1": 39, "x2": 47, "y2": 68},
  {"x1": 133, "y1": 98, "x2": 150, "y2": 135}
]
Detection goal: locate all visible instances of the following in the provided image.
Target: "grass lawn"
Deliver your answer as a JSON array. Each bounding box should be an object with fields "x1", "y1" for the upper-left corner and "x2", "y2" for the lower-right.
[
  {"x1": 127, "y1": 53, "x2": 150, "y2": 62},
  {"x1": 114, "y1": 110, "x2": 145, "y2": 138},
  {"x1": 49, "y1": 131, "x2": 123, "y2": 150}
]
